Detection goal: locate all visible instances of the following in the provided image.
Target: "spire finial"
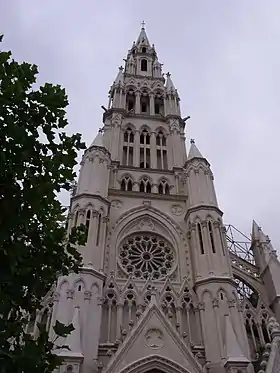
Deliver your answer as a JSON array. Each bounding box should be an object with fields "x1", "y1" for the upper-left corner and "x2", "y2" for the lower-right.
[
  {"x1": 190, "y1": 138, "x2": 195, "y2": 144},
  {"x1": 141, "y1": 20, "x2": 145, "y2": 29}
]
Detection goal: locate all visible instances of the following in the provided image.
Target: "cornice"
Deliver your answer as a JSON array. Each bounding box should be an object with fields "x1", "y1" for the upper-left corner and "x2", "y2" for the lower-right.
[
  {"x1": 123, "y1": 72, "x2": 165, "y2": 82},
  {"x1": 71, "y1": 193, "x2": 111, "y2": 206},
  {"x1": 184, "y1": 157, "x2": 210, "y2": 168},
  {"x1": 117, "y1": 165, "x2": 175, "y2": 175},
  {"x1": 193, "y1": 276, "x2": 236, "y2": 290},
  {"x1": 185, "y1": 205, "x2": 223, "y2": 220},
  {"x1": 80, "y1": 266, "x2": 107, "y2": 281},
  {"x1": 108, "y1": 188, "x2": 188, "y2": 201}
]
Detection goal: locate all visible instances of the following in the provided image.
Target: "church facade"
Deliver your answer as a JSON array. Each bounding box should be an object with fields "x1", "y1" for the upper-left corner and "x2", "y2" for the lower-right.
[{"x1": 45, "y1": 26, "x2": 280, "y2": 373}]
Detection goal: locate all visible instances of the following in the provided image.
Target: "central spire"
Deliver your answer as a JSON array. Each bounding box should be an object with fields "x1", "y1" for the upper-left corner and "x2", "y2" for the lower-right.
[{"x1": 136, "y1": 20, "x2": 151, "y2": 48}]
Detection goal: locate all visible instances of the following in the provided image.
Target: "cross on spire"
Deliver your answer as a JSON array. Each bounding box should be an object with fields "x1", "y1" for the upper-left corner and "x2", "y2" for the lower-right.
[{"x1": 141, "y1": 20, "x2": 145, "y2": 29}]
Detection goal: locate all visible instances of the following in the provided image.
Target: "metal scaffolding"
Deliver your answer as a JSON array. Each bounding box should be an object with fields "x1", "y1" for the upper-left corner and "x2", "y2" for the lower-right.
[{"x1": 225, "y1": 224, "x2": 255, "y2": 264}]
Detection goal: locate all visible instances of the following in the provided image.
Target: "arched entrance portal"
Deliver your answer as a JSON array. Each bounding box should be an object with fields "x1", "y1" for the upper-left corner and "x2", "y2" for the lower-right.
[{"x1": 117, "y1": 355, "x2": 196, "y2": 373}]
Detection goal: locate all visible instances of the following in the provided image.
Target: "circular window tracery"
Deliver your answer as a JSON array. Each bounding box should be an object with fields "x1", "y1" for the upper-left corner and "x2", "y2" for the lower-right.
[{"x1": 119, "y1": 234, "x2": 175, "y2": 280}]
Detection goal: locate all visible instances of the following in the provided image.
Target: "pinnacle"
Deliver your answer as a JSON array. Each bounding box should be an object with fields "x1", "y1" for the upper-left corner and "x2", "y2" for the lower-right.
[
  {"x1": 251, "y1": 219, "x2": 271, "y2": 244},
  {"x1": 187, "y1": 139, "x2": 204, "y2": 160},
  {"x1": 90, "y1": 130, "x2": 104, "y2": 148},
  {"x1": 165, "y1": 72, "x2": 176, "y2": 91},
  {"x1": 136, "y1": 21, "x2": 150, "y2": 47},
  {"x1": 113, "y1": 66, "x2": 124, "y2": 86},
  {"x1": 251, "y1": 220, "x2": 261, "y2": 242}
]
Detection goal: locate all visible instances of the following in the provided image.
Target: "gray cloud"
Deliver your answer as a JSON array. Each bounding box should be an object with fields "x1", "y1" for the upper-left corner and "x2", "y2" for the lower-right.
[{"x1": 1, "y1": 0, "x2": 280, "y2": 249}]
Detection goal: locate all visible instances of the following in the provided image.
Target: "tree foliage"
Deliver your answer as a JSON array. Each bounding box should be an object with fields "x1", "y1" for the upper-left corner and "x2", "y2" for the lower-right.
[{"x1": 0, "y1": 35, "x2": 86, "y2": 372}]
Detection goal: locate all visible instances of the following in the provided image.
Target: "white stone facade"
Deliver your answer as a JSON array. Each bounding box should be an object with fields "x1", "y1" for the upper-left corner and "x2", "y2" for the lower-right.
[{"x1": 42, "y1": 26, "x2": 280, "y2": 373}]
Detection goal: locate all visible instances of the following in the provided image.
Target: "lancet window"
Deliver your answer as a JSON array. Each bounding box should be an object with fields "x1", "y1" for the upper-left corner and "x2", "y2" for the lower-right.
[
  {"x1": 208, "y1": 221, "x2": 216, "y2": 253},
  {"x1": 140, "y1": 90, "x2": 149, "y2": 113},
  {"x1": 96, "y1": 212, "x2": 102, "y2": 246},
  {"x1": 139, "y1": 177, "x2": 152, "y2": 193},
  {"x1": 141, "y1": 59, "x2": 147, "y2": 71},
  {"x1": 120, "y1": 175, "x2": 133, "y2": 191},
  {"x1": 122, "y1": 127, "x2": 134, "y2": 166},
  {"x1": 154, "y1": 92, "x2": 164, "y2": 115},
  {"x1": 197, "y1": 223, "x2": 204, "y2": 254},
  {"x1": 85, "y1": 209, "x2": 91, "y2": 241},
  {"x1": 140, "y1": 129, "x2": 150, "y2": 168},
  {"x1": 126, "y1": 89, "x2": 136, "y2": 111},
  {"x1": 101, "y1": 291, "x2": 117, "y2": 343},
  {"x1": 158, "y1": 179, "x2": 170, "y2": 195},
  {"x1": 156, "y1": 130, "x2": 168, "y2": 169}
]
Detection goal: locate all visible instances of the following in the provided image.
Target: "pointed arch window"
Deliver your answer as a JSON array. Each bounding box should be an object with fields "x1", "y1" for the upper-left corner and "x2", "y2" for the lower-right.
[
  {"x1": 96, "y1": 213, "x2": 102, "y2": 246},
  {"x1": 154, "y1": 92, "x2": 164, "y2": 115},
  {"x1": 74, "y1": 211, "x2": 79, "y2": 226},
  {"x1": 85, "y1": 210, "x2": 91, "y2": 241},
  {"x1": 140, "y1": 90, "x2": 149, "y2": 113},
  {"x1": 156, "y1": 130, "x2": 168, "y2": 169},
  {"x1": 122, "y1": 127, "x2": 134, "y2": 166},
  {"x1": 126, "y1": 89, "x2": 135, "y2": 111},
  {"x1": 158, "y1": 179, "x2": 170, "y2": 195},
  {"x1": 141, "y1": 59, "x2": 147, "y2": 71},
  {"x1": 140, "y1": 129, "x2": 150, "y2": 168},
  {"x1": 197, "y1": 223, "x2": 204, "y2": 254},
  {"x1": 208, "y1": 221, "x2": 216, "y2": 253},
  {"x1": 139, "y1": 177, "x2": 151, "y2": 193},
  {"x1": 120, "y1": 176, "x2": 133, "y2": 191}
]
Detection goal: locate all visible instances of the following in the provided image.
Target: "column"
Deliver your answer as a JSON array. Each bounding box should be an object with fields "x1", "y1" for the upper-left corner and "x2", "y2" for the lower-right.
[
  {"x1": 150, "y1": 93, "x2": 155, "y2": 115},
  {"x1": 150, "y1": 132, "x2": 157, "y2": 169},
  {"x1": 87, "y1": 211, "x2": 98, "y2": 266},
  {"x1": 164, "y1": 96, "x2": 169, "y2": 116},
  {"x1": 198, "y1": 302, "x2": 207, "y2": 346},
  {"x1": 112, "y1": 166, "x2": 118, "y2": 189},
  {"x1": 189, "y1": 224, "x2": 200, "y2": 278},
  {"x1": 77, "y1": 209, "x2": 85, "y2": 225},
  {"x1": 212, "y1": 298, "x2": 224, "y2": 359},
  {"x1": 174, "y1": 173, "x2": 180, "y2": 194},
  {"x1": 118, "y1": 127, "x2": 124, "y2": 162},
  {"x1": 181, "y1": 134, "x2": 187, "y2": 164},
  {"x1": 116, "y1": 302, "x2": 124, "y2": 340},
  {"x1": 99, "y1": 216, "x2": 109, "y2": 270},
  {"x1": 166, "y1": 135, "x2": 173, "y2": 170},
  {"x1": 176, "y1": 305, "x2": 183, "y2": 336},
  {"x1": 133, "y1": 130, "x2": 140, "y2": 167},
  {"x1": 135, "y1": 91, "x2": 141, "y2": 114}
]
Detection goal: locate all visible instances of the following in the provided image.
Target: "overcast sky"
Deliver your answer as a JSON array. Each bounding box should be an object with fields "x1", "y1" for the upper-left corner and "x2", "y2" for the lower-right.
[{"x1": 1, "y1": 1, "x2": 280, "y2": 249}]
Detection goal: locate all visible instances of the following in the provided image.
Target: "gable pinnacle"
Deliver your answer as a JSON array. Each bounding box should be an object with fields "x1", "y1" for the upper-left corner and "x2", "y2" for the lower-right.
[
  {"x1": 141, "y1": 20, "x2": 146, "y2": 29},
  {"x1": 190, "y1": 139, "x2": 195, "y2": 144}
]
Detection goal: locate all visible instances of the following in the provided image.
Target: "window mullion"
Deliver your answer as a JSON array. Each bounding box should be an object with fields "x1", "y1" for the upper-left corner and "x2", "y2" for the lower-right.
[{"x1": 144, "y1": 134, "x2": 147, "y2": 168}]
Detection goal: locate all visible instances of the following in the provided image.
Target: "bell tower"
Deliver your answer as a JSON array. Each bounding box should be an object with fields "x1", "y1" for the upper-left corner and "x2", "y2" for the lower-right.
[{"x1": 48, "y1": 24, "x2": 268, "y2": 373}]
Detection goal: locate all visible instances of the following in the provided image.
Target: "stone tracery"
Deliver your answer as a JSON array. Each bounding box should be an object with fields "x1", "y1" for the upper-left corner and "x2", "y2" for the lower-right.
[{"x1": 119, "y1": 234, "x2": 175, "y2": 280}]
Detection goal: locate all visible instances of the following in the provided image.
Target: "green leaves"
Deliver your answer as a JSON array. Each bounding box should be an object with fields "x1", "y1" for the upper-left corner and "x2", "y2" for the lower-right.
[
  {"x1": 0, "y1": 35, "x2": 86, "y2": 372},
  {"x1": 53, "y1": 321, "x2": 75, "y2": 338}
]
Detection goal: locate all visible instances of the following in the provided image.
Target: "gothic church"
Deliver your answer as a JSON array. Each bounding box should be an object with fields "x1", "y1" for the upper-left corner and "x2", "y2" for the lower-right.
[{"x1": 43, "y1": 25, "x2": 280, "y2": 373}]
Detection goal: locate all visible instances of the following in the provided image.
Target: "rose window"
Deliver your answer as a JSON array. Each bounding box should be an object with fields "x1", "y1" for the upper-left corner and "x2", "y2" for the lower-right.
[{"x1": 119, "y1": 234, "x2": 175, "y2": 280}]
